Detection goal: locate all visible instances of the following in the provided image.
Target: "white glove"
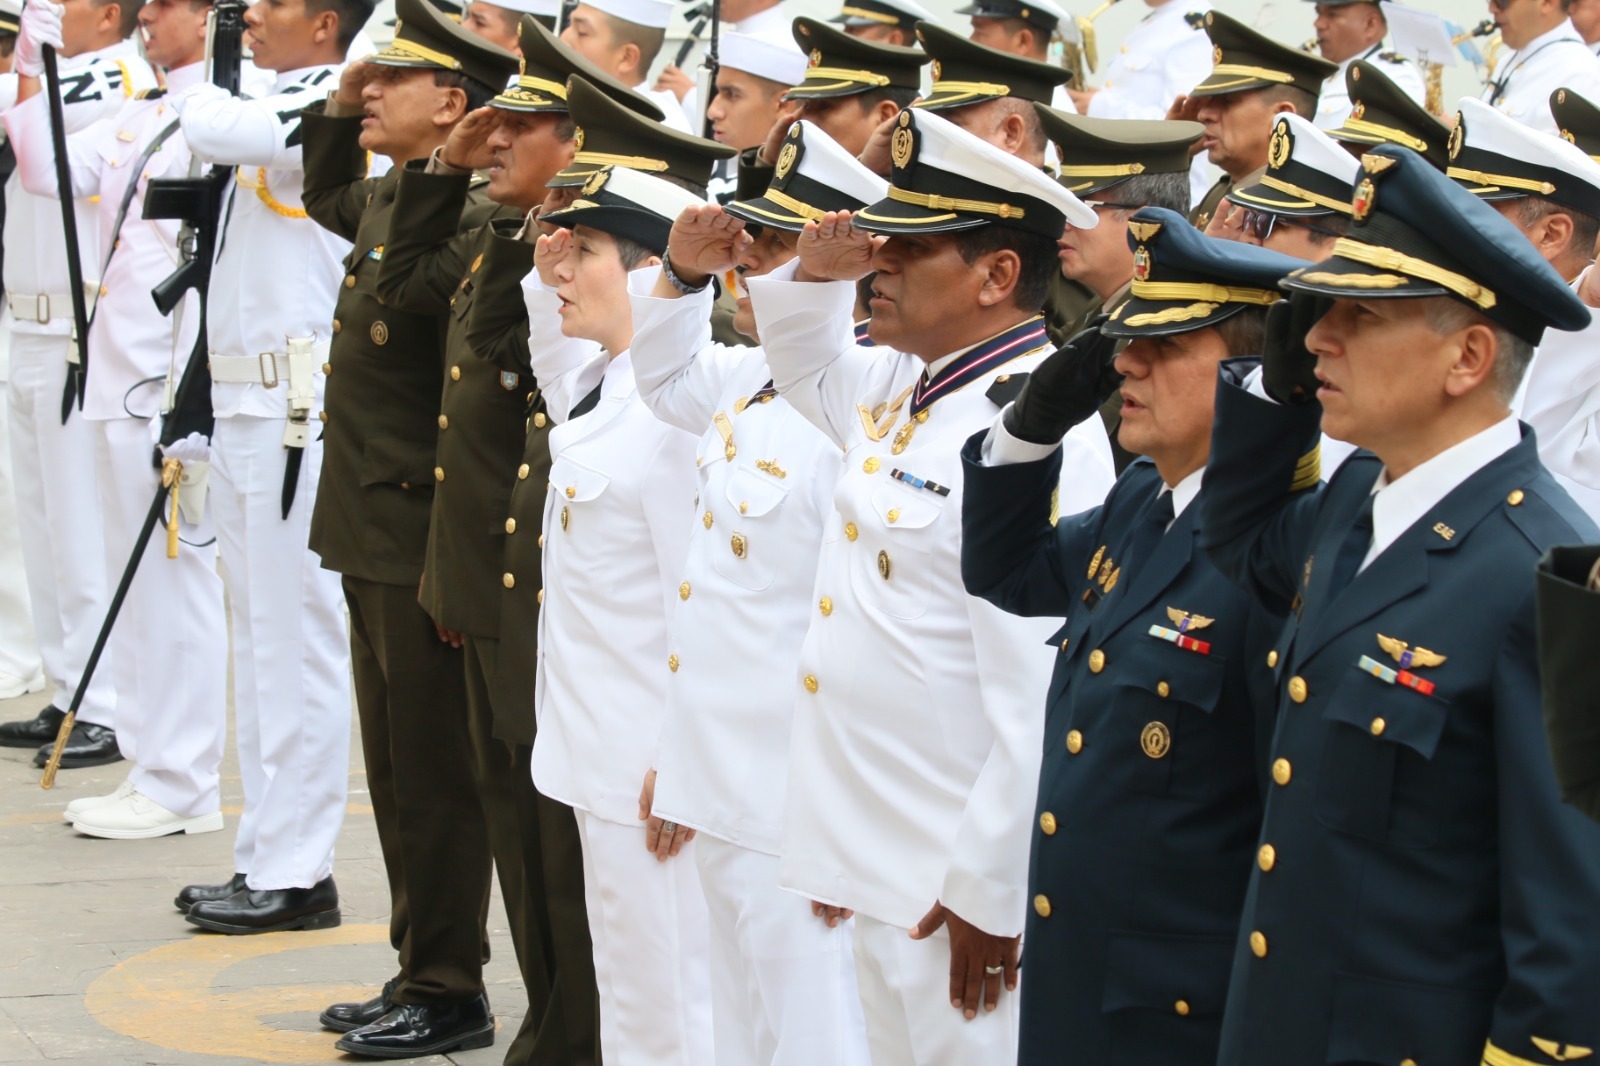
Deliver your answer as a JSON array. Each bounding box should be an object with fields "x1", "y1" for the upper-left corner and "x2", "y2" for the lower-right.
[
  {"x1": 161, "y1": 432, "x2": 211, "y2": 526},
  {"x1": 169, "y1": 81, "x2": 231, "y2": 116},
  {"x1": 15, "y1": 0, "x2": 65, "y2": 78}
]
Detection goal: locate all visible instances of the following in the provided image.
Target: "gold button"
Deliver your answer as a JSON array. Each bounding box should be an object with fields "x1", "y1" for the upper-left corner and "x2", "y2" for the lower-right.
[
  {"x1": 1088, "y1": 649, "x2": 1105, "y2": 673},
  {"x1": 566, "y1": 486, "x2": 576, "y2": 499},
  {"x1": 703, "y1": 510, "x2": 714, "y2": 529},
  {"x1": 1370, "y1": 717, "x2": 1386, "y2": 736},
  {"x1": 877, "y1": 550, "x2": 891, "y2": 579},
  {"x1": 803, "y1": 674, "x2": 818, "y2": 693},
  {"x1": 863, "y1": 456, "x2": 880, "y2": 473},
  {"x1": 344, "y1": 274, "x2": 356, "y2": 288},
  {"x1": 332, "y1": 319, "x2": 341, "y2": 333},
  {"x1": 1508, "y1": 489, "x2": 1525, "y2": 506},
  {"x1": 560, "y1": 506, "x2": 570, "y2": 531},
  {"x1": 1401, "y1": 1060, "x2": 1418, "y2": 1066},
  {"x1": 668, "y1": 654, "x2": 679, "y2": 672},
  {"x1": 450, "y1": 365, "x2": 461, "y2": 381},
  {"x1": 322, "y1": 362, "x2": 332, "y2": 374},
  {"x1": 886, "y1": 508, "x2": 900, "y2": 523},
  {"x1": 732, "y1": 533, "x2": 748, "y2": 558},
  {"x1": 537, "y1": 534, "x2": 544, "y2": 547},
  {"x1": 319, "y1": 411, "x2": 328, "y2": 423},
  {"x1": 1033, "y1": 894, "x2": 1051, "y2": 918},
  {"x1": 537, "y1": 589, "x2": 543, "y2": 604},
  {"x1": 819, "y1": 596, "x2": 833, "y2": 616},
  {"x1": 1266, "y1": 650, "x2": 1278, "y2": 668},
  {"x1": 1066, "y1": 729, "x2": 1083, "y2": 754},
  {"x1": 534, "y1": 412, "x2": 547, "y2": 428},
  {"x1": 438, "y1": 415, "x2": 448, "y2": 429},
  {"x1": 1249, "y1": 931, "x2": 1267, "y2": 958},
  {"x1": 502, "y1": 572, "x2": 515, "y2": 589},
  {"x1": 1272, "y1": 758, "x2": 1292, "y2": 786},
  {"x1": 1039, "y1": 811, "x2": 1056, "y2": 835},
  {"x1": 434, "y1": 466, "x2": 445, "y2": 482},
  {"x1": 1288, "y1": 676, "x2": 1308, "y2": 703},
  {"x1": 1174, "y1": 1000, "x2": 1190, "y2": 1017},
  {"x1": 845, "y1": 521, "x2": 858, "y2": 541},
  {"x1": 1258, "y1": 844, "x2": 1276, "y2": 871},
  {"x1": 1059, "y1": 637, "x2": 1070, "y2": 652},
  {"x1": 1157, "y1": 680, "x2": 1170, "y2": 698},
  {"x1": 739, "y1": 500, "x2": 749, "y2": 514},
  {"x1": 517, "y1": 463, "x2": 530, "y2": 480},
  {"x1": 679, "y1": 581, "x2": 691, "y2": 600},
  {"x1": 505, "y1": 518, "x2": 516, "y2": 534}
]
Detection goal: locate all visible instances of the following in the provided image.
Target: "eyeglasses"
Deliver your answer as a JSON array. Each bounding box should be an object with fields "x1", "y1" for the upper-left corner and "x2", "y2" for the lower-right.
[{"x1": 1239, "y1": 208, "x2": 1344, "y2": 242}]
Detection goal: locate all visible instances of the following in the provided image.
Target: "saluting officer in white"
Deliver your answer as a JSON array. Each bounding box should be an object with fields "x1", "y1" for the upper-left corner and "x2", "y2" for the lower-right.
[
  {"x1": 164, "y1": 0, "x2": 367, "y2": 930},
  {"x1": 630, "y1": 121, "x2": 879, "y2": 1066},
  {"x1": 1484, "y1": 0, "x2": 1600, "y2": 135},
  {"x1": 747, "y1": 109, "x2": 1115, "y2": 1063},
  {"x1": 0, "y1": 0, "x2": 156, "y2": 764},
  {"x1": 1307, "y1": 0, "x2": 1424, "y2": 130},
  {"x1": 524, "y1": 167, "x2": 712, "y2": 1066},
  {"x1": 6, "y1": 0, "x2": 229, "y2": 836}
]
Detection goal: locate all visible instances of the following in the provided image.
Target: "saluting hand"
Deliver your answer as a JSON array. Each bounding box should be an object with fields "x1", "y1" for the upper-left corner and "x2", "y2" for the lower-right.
[
  {"x1": 440, "y1": 106, "x2": 500, "y2": 172},
  {"x1": 797, "y1": 211, "x2": 881, "y2": 283},
  {"x1": 1261, "y1": 293, "x2": 1329, "y2": 405},
  {"x1": 1004, "y1": 314, "x2": 1121, "y2": 446},
  {"x1": 758, "y1": 100, "x2": 805, "y2": 166},
  {"x1": 856, "y1": 109, "x2": 902, "y2": 177},
  {"x1": 909, "y1": 902, "x2": 1020, "y2": 1020},
  {"x1": 534, "y1": 229, "x2": 574, "y2": 288},
  {"x1": 333, "y1": 59, "x2": 376, "y2": 110},
  {"x1": 667, "y1": 204, "x2": 750, "y2": 288}
]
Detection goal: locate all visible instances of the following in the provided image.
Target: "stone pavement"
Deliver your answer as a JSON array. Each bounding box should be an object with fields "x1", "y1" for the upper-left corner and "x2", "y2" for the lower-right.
[{"x1": 0, "y1": 685, "x2": 527, "y2": 1066}]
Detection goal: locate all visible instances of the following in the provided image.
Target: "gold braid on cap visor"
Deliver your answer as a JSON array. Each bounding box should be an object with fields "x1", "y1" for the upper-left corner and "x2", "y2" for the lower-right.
[
  {"x1": 1327, "y1": 237, "x2": 1497, "y2": 309},
  {"x1": 1128, "y1": 280, "x2": 1282, "y2": 305},
  {"x1": 1335, "y1": 116, "x2": 1429, "y2": 152},
  {"x1": 385, "y1": 37, "x2": 463, "y2": 69}
]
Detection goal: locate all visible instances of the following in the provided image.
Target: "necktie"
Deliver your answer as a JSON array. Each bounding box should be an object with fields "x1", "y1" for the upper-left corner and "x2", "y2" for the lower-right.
[
  {"x1": 569, "y1": 381, "x2": 603, "y2": 420},
  {"x1": 1325, "y1": 492, "x2": 1376, "y2": 598},
  {"x1": 1124, "y1": 490, "x2": 1175, "y2": 575}
]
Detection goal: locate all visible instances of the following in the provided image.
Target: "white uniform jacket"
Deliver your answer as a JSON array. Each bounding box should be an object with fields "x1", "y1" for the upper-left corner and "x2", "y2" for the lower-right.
[
  {"x1": 2, "y1": 40, "x2": 155, "y2": 338},
  {"x1": 1483, "y1": 19, "x2": 1600, "y2": 135},
  {"x1": 178, "y1": 65, "x2": 348, "y2": 418},
  {"x1": 1085, "y1": 0, "x2": 1212, "y2": 121},
  {"x1": 747, "y1": 263, "x2": 1116, "y2": 937},
  {"x1": 628, "y1": 270, "x2": 843, "y2": 857},
  {"x1": 7, "y1": 63, "x2": 206, "y2": 421},
  {"x1": 1314, "y1": 44, "x2": 1426, "y2": 131},
  {"x1": 525, "y1": 282, "x2": 699, "y2": 826},
  {"x1": 1515, "y1": 265, "x2": 1600, "y2": 522}
]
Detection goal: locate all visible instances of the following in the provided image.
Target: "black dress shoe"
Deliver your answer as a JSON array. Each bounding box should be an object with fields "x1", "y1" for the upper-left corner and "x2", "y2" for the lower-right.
[
  {"x1": 184, "y1": 876, "x2": 340, "y2": 934},
  {"x1": 320, "y1": 977, "x2": 398, "y2": 1033},
  {"x1": 0, "y1": 705, "x2": 64, "y2": 748},
  {"x1": 334, "y1": 995, "x2": 494, "y2": 1059},
  {"x1": 30, "y1": 720, "x2": 123, "y2": 768},
  {"x1": 174, "y1": 873, "x2": 247, "y2": 913}
]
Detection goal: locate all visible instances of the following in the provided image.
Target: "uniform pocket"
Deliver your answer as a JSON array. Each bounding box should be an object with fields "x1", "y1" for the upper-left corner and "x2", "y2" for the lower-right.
[
  {"x1": 1109, "y1": 635, "x2": 1230, "y2": 796},
  {"x1": 845, "y1": 483, "x2": 943, "y2": 621},
  {"x1": 1324, "y1": 971, "x2": 1493, "y2": 1064},
  {"x1": 710, "y1": 466, "x2": 791, "y2": 592},
  {"x1": 1102, "y1": 930, "x2": 1234, "y2": 1066},
  {"x1": 357, "y1": 435, "x2": 436, "y2": 561}
]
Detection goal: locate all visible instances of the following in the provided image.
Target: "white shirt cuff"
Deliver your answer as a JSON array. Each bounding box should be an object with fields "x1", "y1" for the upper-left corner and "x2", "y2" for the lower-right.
[{"x1": 979, "y1": 404, "x2": 1063, "y2": 466}]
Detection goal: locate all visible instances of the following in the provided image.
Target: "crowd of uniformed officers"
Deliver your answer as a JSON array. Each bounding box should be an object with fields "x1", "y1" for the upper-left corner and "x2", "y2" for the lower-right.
[{"x1": 4, "y1": 0, "x2": 1600, "y2": 1061}]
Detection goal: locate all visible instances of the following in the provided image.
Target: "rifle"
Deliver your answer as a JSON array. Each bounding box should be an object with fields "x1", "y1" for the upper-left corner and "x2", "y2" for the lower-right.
[
  {"x1": 557, "y1": 0, "x2": 578, "y2": 34},
  {"x1": 696, "y1": 0, "x2": 720, "y2": 141},
  {"x1": 40, "y1": 0, "x2": 247, "y2": 788},
  {"x1": 38, "y1": 45, "x2": 91, "y2": 425}
]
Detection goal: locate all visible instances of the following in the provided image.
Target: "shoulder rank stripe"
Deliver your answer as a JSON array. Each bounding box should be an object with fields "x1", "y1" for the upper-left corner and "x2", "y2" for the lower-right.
[
  {"x1": 1290, "y1": 444, "x2": 1321, "y2": 492},
  {"x1": 1149, "y1": 624, "x2": 1211, "y2": 655},
  {"x1": 909, "y1": 316, "x2": 1047, "y2": 416},
  {"x1": 1357, "y1": 654, "x2": 1436, "y2": 696}
]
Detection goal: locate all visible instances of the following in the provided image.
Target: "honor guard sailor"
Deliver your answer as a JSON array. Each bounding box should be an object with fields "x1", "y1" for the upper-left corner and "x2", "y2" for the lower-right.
[
  {"x1": 557, "y1": 0, "x2": 691, "y2": 131},
  {"x1": 4, "y1": 0, "x2": 226, "y2": 831},
  {"x1": 1199, "y1": 143, "x2": 1600, "y2": 1065},
  {"x1": 1484, "y1": 0, "x2": 1600, "y2": 136},
  {"x1": 295, "y1": 0, "x2": 529, "y2": 1056},
  {"x1": 746, "y1": 108, "x2": 1116, "y2": 1063},
  {"x1": 1303, "y1": 0, "x2": 1424, "y2": 130},
  {"x1": 961, "y1": 211, "x2": 1307, "y2": 1066}
]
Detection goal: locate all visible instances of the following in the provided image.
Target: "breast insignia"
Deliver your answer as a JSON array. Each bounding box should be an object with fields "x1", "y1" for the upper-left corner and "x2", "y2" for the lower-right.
[
  {"x1": 1377, "y1": 633, "x2": 1446, "y2": 670},
  {"x1": 1166, "y1": 607, "x2": 1213, "y2": 633}
]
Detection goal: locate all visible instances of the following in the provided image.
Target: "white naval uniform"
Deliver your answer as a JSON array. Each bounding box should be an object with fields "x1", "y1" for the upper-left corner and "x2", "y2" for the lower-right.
[
  {"x1": 629, "y1": 271, "x2": 871, "y2": 1066},
  {"x1": 6, "y1": 62, "x2": 229, "y2": 815},
  {"x1": 747, "y1": 262, "x2": 1116, "y2": 1063},
  {"x1": 1513, "y1": 265, "x2": 1600, "y2": 522},
  {"x1": 1483, "y1": 19, "x2": 1600, "y2": 135},
  {"x1": 1, "y1": 41, "x2": 153, "y2": 729},
  {"x1": 177, "y1": 65, "x2": 351, "y2": 889},
  {"x1": 1314, "y1": 43, "x2": 1425, "y2": 130},
  {"x1": 523, "y1": 281, "x2": 712, "y2": 1066}
]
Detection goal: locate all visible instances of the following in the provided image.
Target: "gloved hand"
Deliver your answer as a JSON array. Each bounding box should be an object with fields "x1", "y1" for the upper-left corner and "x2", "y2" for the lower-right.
[
  {"x1": 161, "y1": 431, "x2": 211, "y2": 526},
  {"x1": 1261, "y1": 293, "x2": 1329, "y2": 405},
  {"x1": 15, "y1": 0, "x2": 65, "y2": 78},
  {"x1": 1003, "y1": 315, "x2": 1122, "y2": 446}
]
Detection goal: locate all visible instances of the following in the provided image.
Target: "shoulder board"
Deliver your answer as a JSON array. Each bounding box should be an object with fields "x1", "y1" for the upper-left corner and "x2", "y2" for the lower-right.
[
  {"x1": 986, "y1": 371, "x2": 1030, "y2": 409},
  {"x1": 468, "y1": 174, "x2": 491, "y2": 189},
  {"x1": 1378, "y1": 51, "x2": 1405, "y2": 63},
  {"x1": 1184, "y1": 11, "x2": 1206, "y2": 29},
  {"x1": 135, "y1": 87, "x2": 168, "y2": 101}
]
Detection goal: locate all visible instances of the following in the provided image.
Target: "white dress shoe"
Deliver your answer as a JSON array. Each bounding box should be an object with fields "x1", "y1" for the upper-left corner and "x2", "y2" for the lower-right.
[
  {"x1": 61, "y1": 777, "x2": 136, "y2": 823},
  {"x1": 0, "y1": 669, "x2": 47, "y2": 700},
  {"x1": 71, "y1": 790, "x2": 224, "y2": 840}
]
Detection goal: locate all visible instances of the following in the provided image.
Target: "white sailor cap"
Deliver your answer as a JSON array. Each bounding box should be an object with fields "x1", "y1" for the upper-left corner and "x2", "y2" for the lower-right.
[
  {"x1": 579, "y1": 0, "x2": 673, "y2": 28},
  {"x1": 1449, "y1": 96, "x2": 1600, "y2": 217},
  {"x1": 472, "y1": 0, "x2": 561, "y2": 17},
  {"x1": 854, "y1": 106, "x2": 1097, "y2": 237},
  {"x1": 542, "y1": 164, "x2": 705, "y2": 253},
  {"x1": 727, "y1": 119, "x2": 888, "y2": 230},
  {"x1": 1230, "y1": 113, "x2": 1360, "y2": 217},
  {"x1": 720, "y1": 31, "x2": 809, "y2": 86}
]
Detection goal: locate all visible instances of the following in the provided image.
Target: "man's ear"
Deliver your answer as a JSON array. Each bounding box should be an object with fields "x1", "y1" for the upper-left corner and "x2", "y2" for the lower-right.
[
  {"x1": 1000, "y1": 110, "x2": 1027, "y2": 155},
  {"x1": 1443, "y1": 320, "x2": 1502, "y2": 399},
  {"x1": 97, "y1": 1, "x2": 123, "y2": 37},
  {"x1": 1535, "y1": 209, "x2": 1577, "y2": 264},
  {"x1": 312, "y1": 10, "x2": 339, "y2": 46},
  {"x1": 618, "y1": 41, "x2": 642, "y2": 79},
  {"x1": 436, "y1": 85, "x2": 469, "y2": 128},
  {"x1": 874, "y1": 99, "x2": 902, "y2": 126},
  {"x1": 976, "y1": 247, "x2": 1022, "y2": 308}
]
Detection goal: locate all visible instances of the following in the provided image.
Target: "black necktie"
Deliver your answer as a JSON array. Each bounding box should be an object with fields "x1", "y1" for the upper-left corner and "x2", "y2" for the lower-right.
[
  {"x1": 1124, "y1": 490, "x2": 1175, "y2": 574},
  {"x1": 569, "y1": 381, "x2": 603, "y2": 420},
  {"x1": 1325, "y1": 492, "x2": 1376, "y2": 598}
]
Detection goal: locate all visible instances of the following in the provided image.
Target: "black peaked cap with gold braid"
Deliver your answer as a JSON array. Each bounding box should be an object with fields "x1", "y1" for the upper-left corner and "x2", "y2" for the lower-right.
[
  {"x1": 912, "y1": 21, "x2": 1067, "y2": 110},
  {"x1": 786, "y1": 17, "x2": 928, "y2": 100},
  {"x1": 543, "y1": 166, "x2": 705, "y2": 255},
  {"x1": 493, "y1": 15, "x2": 661, "y2": 115},
  {"x1": 1190, "y1": 11, "x2": 1336, "y2": 98},
  {"x1": 1032, "y1": 105, "x2": 1203, "y2": 197},
  {"x1": 548, "y1": 75, "x2": 734, "y2": 191},
  {"x1": 1281, "y1": 145, "x2": 1589, "y2": 345},
  {"x1": 1103, "y1": 206, "x2": 1307, "y2": 338},
  {"x1": 1448, "y1": 97, "x2": 1600, "y2": 217},
  {"x1": 1326, "y1": 60, "x2": 1451, "y2": 170},
  {"x1": 727, "y1": 120, "x2": 888, "y2": 231},
  {"x1": 0, "y1": 0, "x2": 19, "y2": 34},
  {"x1": 1231, "y1": 113, "x2": 1358, "y2": 217},
  {"x1": 367, "y1": 0, "x2": 519, "y2": 92},
  {"x1": 1553, "y1": 86, "x2": 1600, "y2": 162}
]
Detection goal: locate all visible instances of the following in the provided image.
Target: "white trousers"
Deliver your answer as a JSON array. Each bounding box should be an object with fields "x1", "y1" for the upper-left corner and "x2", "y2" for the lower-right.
[
  {"x1": 696, "y1": 836, "x2": 870, "y2": 1066},
  {"x1": 0, "y1": 322, "x2": 41, "y2": 683},
  {"x1": 853, "y1": 914, "x2": 1019, "y2": 1066},
  {"x1": 92, "y1": 417, "x2": 227, "y2": 815},
  {"x1": 6, "y1": 331, "x2": 114, "y2": 725},
  {"x1": 574, "y1": 809, "x2": 715, "y2": 1066},
  {"x1": 210, "y1": 413, "x2": 350, "y2": 889}
]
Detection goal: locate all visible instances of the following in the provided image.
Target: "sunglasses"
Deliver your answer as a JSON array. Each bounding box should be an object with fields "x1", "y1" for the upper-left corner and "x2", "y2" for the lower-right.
[{"x1": 1240, "y1": 208, "x2": 1344, "y2": 242}]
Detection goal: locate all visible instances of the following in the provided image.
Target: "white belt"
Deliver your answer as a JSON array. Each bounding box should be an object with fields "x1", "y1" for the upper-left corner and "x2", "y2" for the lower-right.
[
  {"x1": 7, "y1": 286, "x2": 99, "y2": 325},
  {"x1": 208, "y1": 350, "x2": 326, "y2": 387}
]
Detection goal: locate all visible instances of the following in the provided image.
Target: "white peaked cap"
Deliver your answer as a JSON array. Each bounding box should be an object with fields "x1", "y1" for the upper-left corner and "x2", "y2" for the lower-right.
[
  {"x1": 720, "y1": 31, "x2": 809, "y2": 86},
  {"x1": 1453, "y1": 96, "x2": 1600, "y2": 214},
  {"x1": 473, "y1": 0, "x2": 562, "y2": 17},
  {"x1": 792, "y1": 119, "x2": 888, "y2": 205},
  {"x1": 593, "y1": 165, "x2": 707, "y2": 219},
  {"x1": 581, "y1": 0, "x2": 673, "y2": 28}
]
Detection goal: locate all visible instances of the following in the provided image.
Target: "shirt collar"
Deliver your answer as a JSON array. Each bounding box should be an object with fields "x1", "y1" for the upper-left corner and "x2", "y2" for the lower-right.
[
  {"x1": 165, "y1": 62, "x2": 207, "y2": 93},
  {"x1": 272, "y1": 64, "x2": 335, "y2": 91},
  {"x1": 1165, "y1": 466, "x2": 1204, "y2": 523},
  {"x1": 1363, "y1": 415, "x2": 1521, "y2": 563},
  {"x1": 601, "y1": 348, "x2": 636, "y2": 400}
]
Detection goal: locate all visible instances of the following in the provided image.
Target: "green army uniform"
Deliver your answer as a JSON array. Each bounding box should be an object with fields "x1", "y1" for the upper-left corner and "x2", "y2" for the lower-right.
[
  {"x1": 298, "y1": 0, "x2": 515, "y2": 1032},
  {"x1": 1185, "y1": 12, "x2": 1335, "y2": 227}
]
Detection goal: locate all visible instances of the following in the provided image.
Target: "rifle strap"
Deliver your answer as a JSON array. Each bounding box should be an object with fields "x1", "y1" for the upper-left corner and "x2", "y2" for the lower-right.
[{"x1": 91, "y1": 117, "x2": 182, "y2": 331}]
